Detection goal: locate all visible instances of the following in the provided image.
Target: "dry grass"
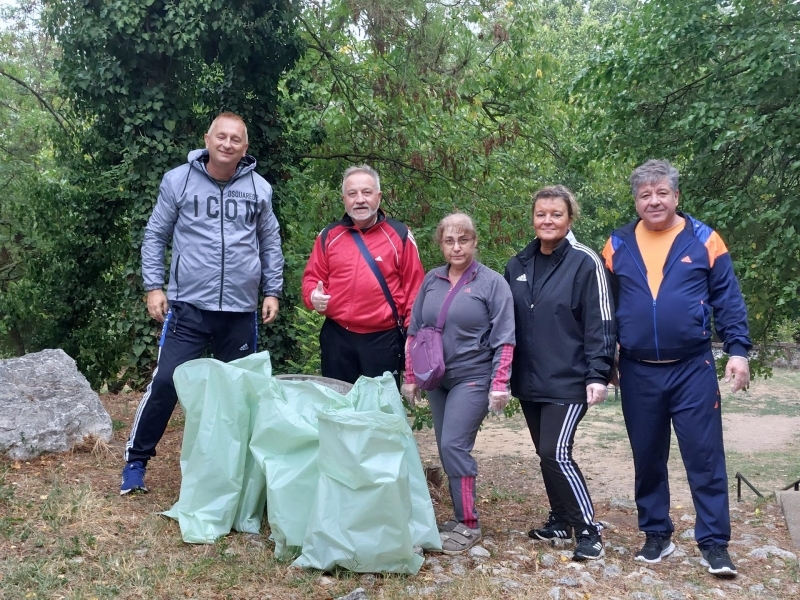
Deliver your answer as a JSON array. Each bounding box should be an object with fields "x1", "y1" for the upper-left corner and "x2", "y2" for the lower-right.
[{"x1": 1, "y1": 375, "x2": 799, "y2": 599}]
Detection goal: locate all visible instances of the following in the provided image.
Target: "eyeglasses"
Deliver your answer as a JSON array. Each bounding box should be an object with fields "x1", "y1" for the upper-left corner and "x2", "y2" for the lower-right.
[{"x1": 442, "y1": 237, "x2": 475, "y2": 248}]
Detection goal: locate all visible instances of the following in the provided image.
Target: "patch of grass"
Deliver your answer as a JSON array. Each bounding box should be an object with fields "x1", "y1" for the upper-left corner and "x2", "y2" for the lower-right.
[{"x1": 111, "y1": 418, "x2": 127, "y2": 431}]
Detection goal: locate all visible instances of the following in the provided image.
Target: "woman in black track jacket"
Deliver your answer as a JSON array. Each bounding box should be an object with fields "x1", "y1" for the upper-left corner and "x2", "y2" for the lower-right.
[{"x1": 504, "y1": 185, "x2": 615, "y2": 562}]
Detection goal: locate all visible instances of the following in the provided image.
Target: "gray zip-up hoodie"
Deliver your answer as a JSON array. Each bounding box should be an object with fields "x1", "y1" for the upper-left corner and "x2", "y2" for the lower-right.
[{"x1": 141, "y1": 149, "x2": 284, "y2": 312}]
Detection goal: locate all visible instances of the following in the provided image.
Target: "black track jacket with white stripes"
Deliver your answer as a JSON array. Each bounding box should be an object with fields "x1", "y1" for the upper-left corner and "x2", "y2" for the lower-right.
[{"x1": 504, "y1": 235, "x2": 615, "y2": 404}]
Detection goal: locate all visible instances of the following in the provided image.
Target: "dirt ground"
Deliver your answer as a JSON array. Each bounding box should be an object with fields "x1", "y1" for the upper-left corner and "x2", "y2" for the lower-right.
[{"x1": 3, "y1": 381, "x2": 800, "y2": 600}]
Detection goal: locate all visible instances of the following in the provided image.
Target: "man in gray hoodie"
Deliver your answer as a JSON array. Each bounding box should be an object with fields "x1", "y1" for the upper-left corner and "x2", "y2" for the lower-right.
[{"x1": 120, "y1": 112, "x2": 284, "y2": 495}]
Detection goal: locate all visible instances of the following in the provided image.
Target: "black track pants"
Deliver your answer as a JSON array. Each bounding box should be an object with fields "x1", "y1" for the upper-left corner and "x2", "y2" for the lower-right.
[{"x1": 521, "y1": 400, "x2": 599, "y2": 530}]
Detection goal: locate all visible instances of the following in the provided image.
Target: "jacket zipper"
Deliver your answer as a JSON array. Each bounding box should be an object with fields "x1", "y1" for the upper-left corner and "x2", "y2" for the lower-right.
[{"x1": 622, "y1": 237, "x2": 693, "y2": 360}]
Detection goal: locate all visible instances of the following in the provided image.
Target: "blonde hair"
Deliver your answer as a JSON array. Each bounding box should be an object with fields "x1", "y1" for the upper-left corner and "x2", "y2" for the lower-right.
[
  {"x1": 532, "y1": 185, "x2": 579, "y2": 220},
  {"x1": 434, "y1": 213, "x2": 477, "y2": 244}
]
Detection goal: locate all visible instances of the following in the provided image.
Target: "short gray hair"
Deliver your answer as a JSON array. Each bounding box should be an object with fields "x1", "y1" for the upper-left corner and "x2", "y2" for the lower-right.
[
  {"x1": 630, "y1": 159, "x2": 679, "y2": 197},
  {"x1": 341, "y1": 164, "x2": 381, "y2": 195},
  {"x1": 434, "y1": 213, "x2": 477, "y2": 245},
  {"x1": 532, "y1": 185, "x2": 580, "y2": 220}
]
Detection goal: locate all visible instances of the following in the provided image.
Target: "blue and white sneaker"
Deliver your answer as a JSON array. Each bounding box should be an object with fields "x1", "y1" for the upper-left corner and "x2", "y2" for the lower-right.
[{"x1": 120, "y1": 461, "x2": 148, "y2": 495}]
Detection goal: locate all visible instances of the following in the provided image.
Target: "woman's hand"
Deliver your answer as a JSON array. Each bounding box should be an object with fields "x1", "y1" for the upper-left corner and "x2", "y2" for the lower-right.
[
  {"x1": 401, "y1": 383, "x2": 421, "y2": 407},
  {"x1": 488, "y1": 391, "x2": 511, "y2": 416}
]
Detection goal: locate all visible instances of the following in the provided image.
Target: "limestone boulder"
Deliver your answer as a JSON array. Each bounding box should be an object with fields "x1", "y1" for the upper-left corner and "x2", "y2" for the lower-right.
[{"x1": 0, "y1": 349, "x2": 112, "y2": 459}]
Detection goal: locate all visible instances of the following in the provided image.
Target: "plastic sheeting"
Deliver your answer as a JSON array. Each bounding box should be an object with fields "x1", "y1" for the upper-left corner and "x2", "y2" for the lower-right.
[{"x1": 163, "y1": 351, "x2": 440, "y2": 573}]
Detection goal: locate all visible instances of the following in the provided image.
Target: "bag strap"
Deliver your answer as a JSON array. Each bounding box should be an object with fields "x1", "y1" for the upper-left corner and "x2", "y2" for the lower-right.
[
  {"x1": 348, "y1": 229, "x2": 402, "y2": 328},
  {"x1": 434, "y1": 260, "x2": 479, "y2": 331}
]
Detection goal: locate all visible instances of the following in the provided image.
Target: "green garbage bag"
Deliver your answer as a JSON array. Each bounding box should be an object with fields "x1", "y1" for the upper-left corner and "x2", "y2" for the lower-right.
[
  {"x1": 346, "y1": 376, "x2": 442, "y2": 552},
  {"x1": 248, "y1": 377, "x2": 351, "y2": 559},
  {"x1": 293, "y1": 410, "x2": 423, "y2": 574},
  {"x1": 163, "y1": 353, "x2": 271, "y2": 543}
]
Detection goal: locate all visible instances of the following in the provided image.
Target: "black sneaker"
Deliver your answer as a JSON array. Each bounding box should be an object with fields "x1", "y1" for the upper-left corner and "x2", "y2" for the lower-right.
[
  {"x1": 573, "y1": 528, "x2": 604, "y2": 561},
  {"x1": 635, "y1": 533, "x2": 676, "y2": 563},
  {"x1": 529, "y1": 513, "x2": 573, "y2": 541},
  {"x1": 700, "y1": 545, "x2": 738, "y2": 577}
]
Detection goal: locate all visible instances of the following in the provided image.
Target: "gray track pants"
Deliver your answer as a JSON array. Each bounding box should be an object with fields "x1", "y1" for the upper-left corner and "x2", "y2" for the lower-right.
[{"x1": 427, "y1": 372, "x2": 490, "y2": 529}]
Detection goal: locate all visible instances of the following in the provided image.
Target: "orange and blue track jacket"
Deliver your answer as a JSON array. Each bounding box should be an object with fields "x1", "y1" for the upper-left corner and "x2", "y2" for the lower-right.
[{"x1": 602, "y1": 213, "x2": 751, "y2": 362}]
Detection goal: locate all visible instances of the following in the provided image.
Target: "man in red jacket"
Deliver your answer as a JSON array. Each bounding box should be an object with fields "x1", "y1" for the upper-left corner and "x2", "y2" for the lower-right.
[{"x1": 302, "y1": 165, "x2": 425, "y2": 385}]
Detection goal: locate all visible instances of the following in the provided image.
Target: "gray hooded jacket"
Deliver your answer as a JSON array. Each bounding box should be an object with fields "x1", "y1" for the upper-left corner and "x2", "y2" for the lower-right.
[{"x1": 141, "y1": 149, "x2": 284, "y2": 312}]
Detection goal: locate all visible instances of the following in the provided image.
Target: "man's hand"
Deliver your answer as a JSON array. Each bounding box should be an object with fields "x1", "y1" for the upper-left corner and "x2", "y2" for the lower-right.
[
  {"x1": 725, "y1": 356, "x2": 750, "y2": 393},
  {"x1": 146, "y1": 290, "x2": 168, "y2": 323},
  {"x1": 310, "y1": 280, "x2": 330, "y2": 313},
  {"x1": 401, "y1": 383, "x2": 421, "y2": 407},
  {"x1": 488, "y1": 391, "x2": 511, "y2": 416},
  {"x1": 586, "y1": 383, "x2": 608, "y2": 407},
  {"x1": 262, "y1": 296, "x2": 279, "y2": 324}
]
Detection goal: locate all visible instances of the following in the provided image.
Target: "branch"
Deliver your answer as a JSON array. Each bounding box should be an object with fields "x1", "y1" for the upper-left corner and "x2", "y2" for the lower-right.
[
  {"x1": 296, "y1": 151, "x2": 492, "y2": 201},
  {"x1": 0, "y1": 67, "x2": 72, "y2": 137}
]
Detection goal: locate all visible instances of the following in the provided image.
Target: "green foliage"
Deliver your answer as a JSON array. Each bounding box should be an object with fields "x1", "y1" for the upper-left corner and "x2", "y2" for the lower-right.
[
  {"x1": 276, "y1": 0, "x2": 627, "y2": 281},
  {"x1": 2, "y1": 0, "x2": 305, "y2": 386},
  {"x1": 575, "y1": 0, "x2": 800, "y2": 350}
]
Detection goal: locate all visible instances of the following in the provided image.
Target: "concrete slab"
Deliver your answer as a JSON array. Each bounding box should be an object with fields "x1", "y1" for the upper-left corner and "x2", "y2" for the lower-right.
[{"x1": 777, "y1": 490, "x2": 800, "y2": 549}]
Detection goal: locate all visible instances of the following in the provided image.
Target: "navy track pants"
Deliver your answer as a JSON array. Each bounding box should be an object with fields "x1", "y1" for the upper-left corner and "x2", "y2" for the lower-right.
[
  {"x1": 124, "y1": 302, "x2": 258, "y2": 463},
  {"x1": 619, "y1": 350, "x2": 730, "y2": 548}
]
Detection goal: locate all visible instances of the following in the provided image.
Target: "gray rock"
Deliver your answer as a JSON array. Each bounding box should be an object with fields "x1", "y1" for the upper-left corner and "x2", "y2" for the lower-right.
[
  {"x1": 749, "y1": 584, "x2": 765, "y2": 594},
  {"x1": 359, "y1": 574, "x2": 376, "y2": 588},
  {"x1": 680, "y1": 514, "x2": 694, "y2": 522},
  {"x1": 450, "y1": 563, "x2": 466, "y2": 576},
  {"x1": 548, "y1": 588, "x2": 561, "y2": 600},
  {"x1": 469, "y1": 545, "x2": 491, "y2": 558},
  {"x1": 490, "y1": 577, "x2": 521, "y2": 591},
  {"x1": 640, "y1": 575, "x2": 663, "y2": 586},
  {"x1": 709, "y1": 589, "x2": 726, "y2": 598},
  {"x1": 629, "y1": 593, "x2": 656, "y2": 600},
  {"x1": 540, "y1": 554, "x2": 558, "y2": 568},
  {"x1": 336, "y1": 590, "x2": 368, "y2": 600},
  {"x1": 557, "y1": 577, "x2": 579, "y2": 587},
  {"x1": 0, "y1": 349, "x2": 112, "y2": 459},
  {"x1": 749, "y1": 546, "x2": 798, "y2": 561},
  {"x1": 679, "y1": 528, "x2": 695, "y2": 540},
  {"x1": 660, "y1": 590, "x2": 686, "y2": 600},
  {"x1": 603, "y1": 565, "x2": 622, "y2": 578},
  {"x1": 610, "y1": 497, "x2": 637, "y2": 510},
  {"x1": 541, "y1": 569, "x2": 558, "y2": 579}
]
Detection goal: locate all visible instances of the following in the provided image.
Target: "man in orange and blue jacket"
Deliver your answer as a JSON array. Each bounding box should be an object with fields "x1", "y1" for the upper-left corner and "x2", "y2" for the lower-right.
[{"x1": 602, "y1": 159, "x2": 750, "y2": 578}]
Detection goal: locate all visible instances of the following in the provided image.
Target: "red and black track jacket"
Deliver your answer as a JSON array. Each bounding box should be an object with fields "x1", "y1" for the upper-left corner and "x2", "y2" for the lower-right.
[
  {"x1": 602, "y1": 213, "x2": 751, "y2": 361},
  {"x1": 301, "y1": 210, "x2": 425, "y2": 333}
]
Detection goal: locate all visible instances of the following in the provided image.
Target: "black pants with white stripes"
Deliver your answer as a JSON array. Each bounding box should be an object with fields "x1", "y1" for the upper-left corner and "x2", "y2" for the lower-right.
[
  {"x1": 124, "y1": 301, "x2": 257, "y2": 464},
  {"x1": 521, "y1": 400, "x2": 600, "y2": 531}
]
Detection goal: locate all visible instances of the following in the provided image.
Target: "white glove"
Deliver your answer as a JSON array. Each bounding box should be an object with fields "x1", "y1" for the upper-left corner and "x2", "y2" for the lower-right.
[
  {"x1": 310, "y1": 280, "x2": 330, "y2": 313},
  {"x1": 401, "y1": 383, "x2": 421, "y2": 407},
  {"x1": 488, "y1": 391, "x2": 511, "y2": 416},
  {"x1": 586, "y1": 383, "x2": 608, "y2": 407}
]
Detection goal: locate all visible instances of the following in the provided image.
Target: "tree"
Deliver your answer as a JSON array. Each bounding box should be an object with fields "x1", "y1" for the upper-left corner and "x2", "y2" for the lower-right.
[
  {"x1": 575, "y1": 0, "x2": 800, "y2": 347},
  {"x1": 3, "y1": 0, "x2": 304, "y2": 386}
]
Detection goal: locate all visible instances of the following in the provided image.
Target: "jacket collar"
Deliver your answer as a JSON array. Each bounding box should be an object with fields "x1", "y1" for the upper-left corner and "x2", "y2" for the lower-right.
[
  {"x1": 341, "y1": 208, "x2": 387, "y2": 231},
  {"x1": 614, "y1": 211, "x2": 694, "y2": 240},
  {"x1": 188, "y1": 148, "x2": 257, "y2": 180}
]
